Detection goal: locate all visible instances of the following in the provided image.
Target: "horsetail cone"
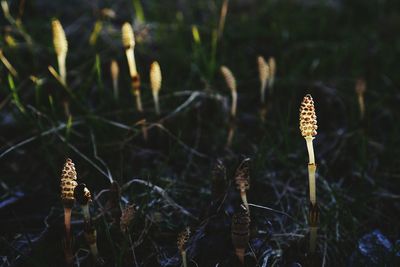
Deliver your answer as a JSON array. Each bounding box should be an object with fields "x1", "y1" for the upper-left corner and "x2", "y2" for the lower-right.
[
  {"x1": 234, "y1": 158, "x2": 250, "y2": 211},
  {"x1": 220, "y1": 66, "x2": 237, "y2": 117},
  {"x1": 177, "y1": 227, "x2": 190, "y2": 267},
  {"x1": 257, "y1": 56, "x2": 269, "y2": 104},
  {"x1": 231, "y1": 208, "x2": 250, "y2": 264},
  {"x1": 150, "y1": 61, "x2": 162, "y2": 114},
  {"x1": 52, "y1": 19, "x2": 68, "y2": 56},
  {"x1": 299, "y1": 94, "x2": 318, "y2": 138},
  {"x1": 121, "y1": 22, "x2": 135, "y2": 50},
  {"x1": 60, "y1": 158, "x2": 78, "y2": 208},
  {"x1": 52, "y1": 19, "x2": 68, "y2": 85}
]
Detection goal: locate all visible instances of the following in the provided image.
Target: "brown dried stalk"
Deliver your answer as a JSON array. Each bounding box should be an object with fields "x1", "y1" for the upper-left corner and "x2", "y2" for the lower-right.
[
  {"x1": 120, "y1": 204, "x2": 136, "y2": 233},
  {"x1": 268, "y1": 57, "x2": 276, "y2": 93},
  {"x1": 299, "y1": 94, "x2": 318, "y2": 205},
  {"x1": 217, "y1": 0, "x2": 229, "y2": 39},
  {"x1": 355, "y1": 78, "x2": 366, "y2": 119},
  {"x1": 52, "y1": 19, "x2": 68, "y2": 85},
  {"x1": 220, "y1": 65, "x2": 237, "y2": 118},
  {"x1": 110, "y1": 60, "x2": 119, "y2": 100},
  {"x1": 150, "y1": 61, "x2": 162, "y2": 115},
  {"x1": 231, "y1": 208, "x2": 250, "y2": 265},
  {"x1": 234, "y1": 158, "x2": 251, "y2": 211},
  {"x1": 257, "y1": 55, "x2": 269, "y2": 104},
  {"x1": 177, "y1": 227, "x2": 190, "y2": 267}
]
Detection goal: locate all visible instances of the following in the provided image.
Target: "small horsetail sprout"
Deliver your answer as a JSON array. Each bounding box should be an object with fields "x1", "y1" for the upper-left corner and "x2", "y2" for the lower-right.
[
  {"x1": 60, "y1": 158, "x2": 78, "y2": 243},
  {"x1": 150, "y1": 61, "x2": 162, "y2": 115},
  {"x1": 308, "y1": 204, "x2": 320, "y2": 253},
  {"x1": 74, "y1": 183, "x2": 92, "y2": 222},
  {"x1": 299, "y1": 94, "x2": 318, "y2": 206},
  {"x1": 74, "y1": 184, "x2": 99, "y2": 260},
  {"x1": 52, "y1": 19, "x2": 68, "y2": 86},
  {"x1": 177, "y1": 227, "x2": 190, "y2": 267},
  {"x1": 220, "y1": 65, "x2": 237, "y2": 118},
  {"x1": 120, "y1": 204, "x2": 136, "y2": 233},
  {"x1": 257, "y1": 55, "x2": 269, "y2": 104},
  {"x1": 110, "y1": 60, "x2": 119, "y2": 100},
  {"x1": 268, "y1": 57, "x2": 276, "y2": 93},
  {"x1": 355, "y1": 78, "x2": 366, "y2": 119},
  {"x1": 120, "y1": 204, "x2": 138, "y2": 266},
  {"x1": 122, "y1": 22, "x2": 143, "y2": 112},
  {"x1": 231, "y1": 207, "x2": 250, "y2": 265},
  {"x1": 234, "y1": 158, "x2": 251, "y2": 211}
]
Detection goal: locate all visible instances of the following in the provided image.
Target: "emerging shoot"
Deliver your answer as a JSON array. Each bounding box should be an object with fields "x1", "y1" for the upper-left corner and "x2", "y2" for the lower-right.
[
  {"x1": 268, "y1": 57, "x2": 276, "y2": 93},
  {"x1": 122, "y1": 22, "x2": 142, "y2": 112},
  {"x1": 52, "y1": 19, "x2": 68, "y2": 86},
  {"x1": 177, "y1": 227, "x2": 190, "y2": 267},
  {"x1": 257, "y1": 55, "x2": 269, "y2": 104},
  {"x1": 110, "y1": 60, "x2": 120, "y2": 100},
  {"x1": 355, "y1": 78, "x2": 366, "y2": 120},
  {"x1": 74, "y1": 184, "x2": 99, "y2": 260},
  {"x1": 231, "y1": 207, "x2": 250, "y2": 265},
  {"x1": 150, "y1": 61, "x2": 162, "y2": 115},
  {"x1": 234, "y1": 158, "x2": 251, "y2": 211},
  {"x1": 299, "y1": 94, "x2": 318, "y2": 206},
  {"x1": 220, "y1": 65, "x2": 237, "y2": 118}
]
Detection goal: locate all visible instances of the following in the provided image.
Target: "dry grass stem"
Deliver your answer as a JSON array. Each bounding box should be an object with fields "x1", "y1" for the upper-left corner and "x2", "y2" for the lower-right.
[
  {"x1": 0, "y1": 49, "x2": 18, "y2": 77},
  {"x1": 217, "y1": 0, "x2": 229, "y2": 39}
]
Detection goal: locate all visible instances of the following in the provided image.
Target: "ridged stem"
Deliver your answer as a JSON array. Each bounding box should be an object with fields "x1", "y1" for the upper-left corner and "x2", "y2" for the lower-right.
[
  {"x1": 309, "y1": 226, "x2": 318, "y2": 253},
  {"x1": 235, "y1": 248, "x2": 245, "y2": 265},
  {"x1": 57, "y1": 53, "x2": 67, "y2": 86},
  {"x1": 181, "y1": 251, "x2": 188, "y2": 267}
]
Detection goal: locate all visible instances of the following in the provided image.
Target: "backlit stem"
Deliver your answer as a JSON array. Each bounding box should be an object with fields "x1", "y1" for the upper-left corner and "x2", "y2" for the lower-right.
[
  {"x1": 125, "y1": 48, "x2": 137, "y2": 78},
  {"x1": 57, "y1": 53, "x2": 67, "y2": 86},
  {"x1": 181, "y1": 251, "x2": 188, "y2": 267},
  {"x1": 309, "y1": 226, "x2": 318, "y2": 253},
  {"x1": 357, "y1": 94, "x2": 365, "y2": 119},
  {"x1": 231, "y1": 90, "x2": 237, "y2": 118},
  {"x1": 308, "y1": 163, "x2": 316, "y2": 206}
]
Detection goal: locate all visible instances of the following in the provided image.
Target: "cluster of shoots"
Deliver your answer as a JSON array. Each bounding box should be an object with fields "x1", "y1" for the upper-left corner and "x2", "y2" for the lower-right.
[
  {"x1": 60, "y1": 159, "x2": 99, "y2": 264},
  {"x1": 177, "y1": 227, "x2": 191, "y2": 267},
  {"x1": 355, "y1": 78, "x2": 366, "y2": 119},
  {"x1": 150, "y1": 61, "x2": 162, "y2": 115},
  {"x1": 231, "y1": 206, "x2": 250, "y2": 265},
  {"x1": 234, "y1": 158, "x2": 251, "y2": 211},
  {"x1": 52, "y1": 19, "x2": 68, "y2": 86},
  {"x1": 122, "y1": 22, "x2": 142, "y2": 112}
]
